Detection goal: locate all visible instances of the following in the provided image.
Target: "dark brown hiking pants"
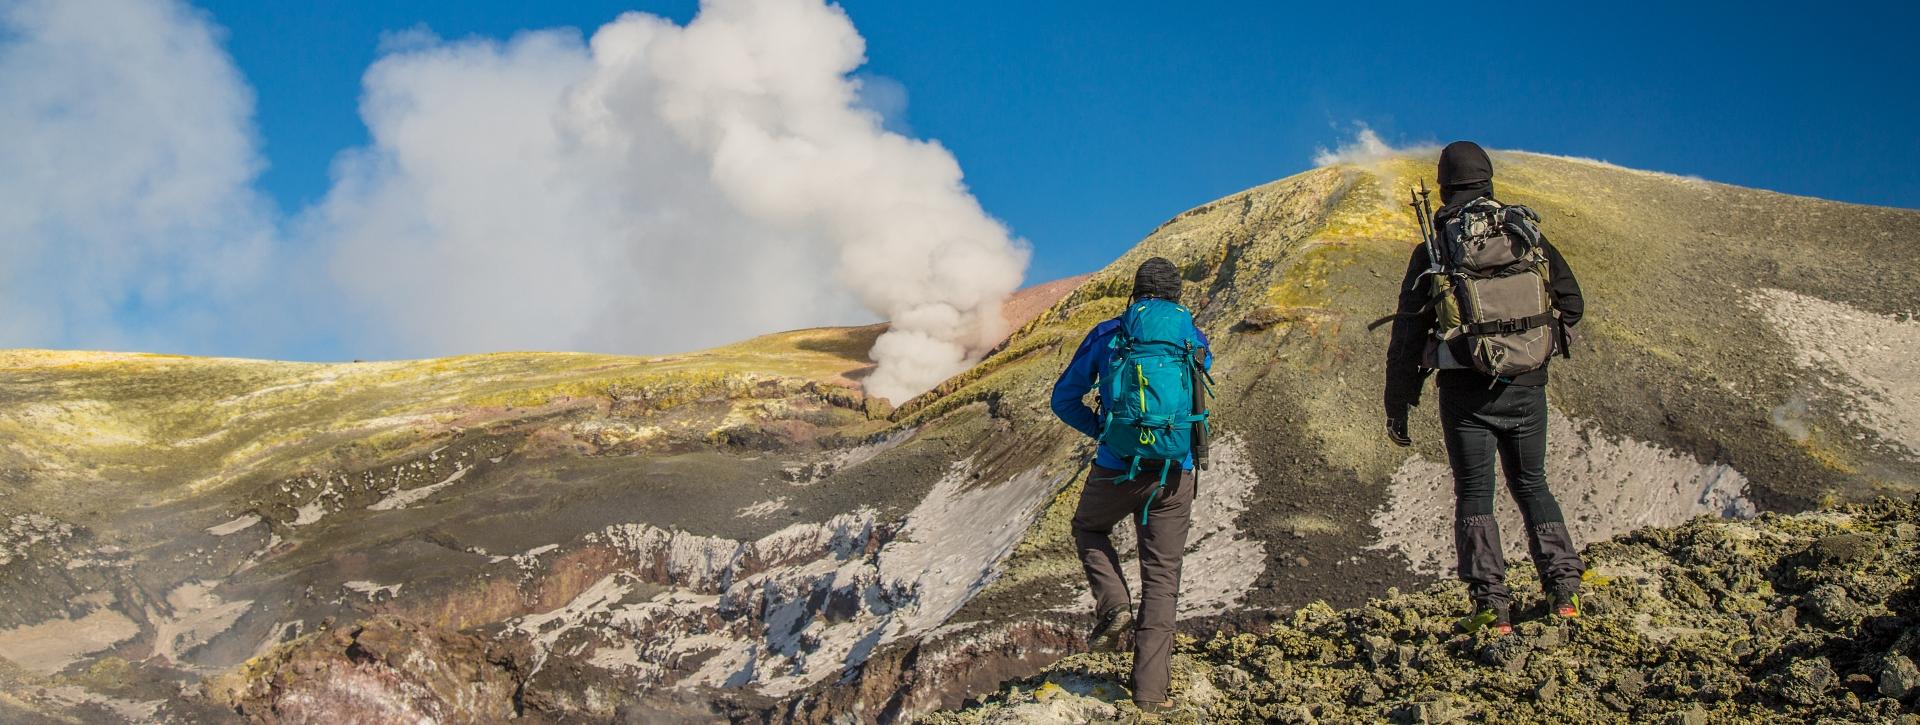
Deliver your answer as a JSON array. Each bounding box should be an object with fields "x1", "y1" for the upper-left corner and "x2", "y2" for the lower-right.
[{"x1": 1071, "y1": 461, "x2": 1194, "y2": 704}]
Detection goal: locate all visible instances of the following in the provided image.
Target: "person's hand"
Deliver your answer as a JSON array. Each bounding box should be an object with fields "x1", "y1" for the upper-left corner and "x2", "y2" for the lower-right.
[{"x1": 1386, "y1": 415, "x2": 1412, "y2": 447}]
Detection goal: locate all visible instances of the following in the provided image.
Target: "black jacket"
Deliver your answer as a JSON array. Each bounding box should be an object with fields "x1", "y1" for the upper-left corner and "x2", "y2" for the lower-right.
[{"x1": 1383, "y1": 227, "x2": 1584, "y2": 417}]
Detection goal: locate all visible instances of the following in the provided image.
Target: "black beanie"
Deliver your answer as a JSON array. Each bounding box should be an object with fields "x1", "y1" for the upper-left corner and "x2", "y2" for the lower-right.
[
  {"x1": 1132, "y1": 257, "x2": 1182, "y2": 301},
  {"x1": 1437, "y1": 141, "x2": 1494, "y2": 205}
]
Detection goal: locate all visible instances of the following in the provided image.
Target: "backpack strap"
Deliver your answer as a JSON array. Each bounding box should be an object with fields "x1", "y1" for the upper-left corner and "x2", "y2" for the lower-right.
[
  {"x1": 1450, "y1": 311, "x2": 1557, "y2": 338},
  {"x1": 1140, "y1": 460, "x2": 1175, "y2": 526},
  {"x1": 1368, "y1": 299, "x2": 1438, "y2": 331}
]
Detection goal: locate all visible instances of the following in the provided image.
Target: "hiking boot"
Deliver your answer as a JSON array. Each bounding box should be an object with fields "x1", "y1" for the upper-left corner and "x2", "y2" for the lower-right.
[
  {"x1": 1133, "y1": 699, "x2": 1177, "y2": 719},
  {"x1": 1089, "y1": 607, "x2": 1134, "y2": 653},
  {"x1": 1457, "y1": 600, "x2": 1512, "y2": 636},
  {"x1": 1549, "y1": 583, "x2": 1582, "y2": 619}
]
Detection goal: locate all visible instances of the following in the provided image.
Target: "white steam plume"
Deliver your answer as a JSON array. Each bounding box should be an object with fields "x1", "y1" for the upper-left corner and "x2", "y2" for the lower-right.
[
  {"x1": 316, "y1": 0, "x2": 1028, "y2": 401},
  {"x1": 1, "y1": 0, "x2": 1027, "y2": 403},
  {"x1": 1313, "y1": 122, "x2": 1397, "y2": 167}
]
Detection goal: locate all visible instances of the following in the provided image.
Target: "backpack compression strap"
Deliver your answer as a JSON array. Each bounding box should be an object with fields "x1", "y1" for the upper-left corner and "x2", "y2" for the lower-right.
[
  {"x1": 1114, "y1": 456, "x2": 1178, "y2": 526},
  {"x1": 1442, "y1": 311, "x2": 1557, "y2": 339}
]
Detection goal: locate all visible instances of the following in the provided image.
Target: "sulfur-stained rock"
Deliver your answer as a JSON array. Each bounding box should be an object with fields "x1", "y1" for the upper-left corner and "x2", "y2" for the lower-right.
[
  {"x1": 1804, "y1": 584, "x2": 1868, "y2": 629},
  {"x1": 1880, "y1": 654, "x2": 1919, "y2": 699},
  {"x1": 932, "y1": 500, "x2": 1920, "y2": 725},
  {"x1": 1770, "y1": 656, "x2": 1838, "y2": 706},
  {"x1": 215, "y1": 616, "x2": 526, "y2": 724}
]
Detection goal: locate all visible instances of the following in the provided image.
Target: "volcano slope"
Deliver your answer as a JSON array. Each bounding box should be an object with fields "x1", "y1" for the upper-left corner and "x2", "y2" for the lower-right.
[{"x1": 1, "y1": 150, "x2": 1916, "y2": 723}]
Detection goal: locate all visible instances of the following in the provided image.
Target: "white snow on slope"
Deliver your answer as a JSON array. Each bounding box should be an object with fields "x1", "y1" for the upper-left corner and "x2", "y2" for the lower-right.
[
  {"x1": 505, "y1": 458, "x2": 1060, "y2": 696},
  {"x1": 1751, "y1": 288, "x2": 1920, "y2": 460},
  {"x1": 368, "y1": 464, "x2": 469, "y2": 511},
  {"x1": 1372, "y1": 410, "x2": 1754, "y2": 575}
]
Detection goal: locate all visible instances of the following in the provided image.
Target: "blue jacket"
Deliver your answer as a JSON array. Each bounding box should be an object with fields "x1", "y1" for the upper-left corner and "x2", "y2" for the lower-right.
[{"x1": 1049, "y1": 315, "x2": 1212, "y2": 470}]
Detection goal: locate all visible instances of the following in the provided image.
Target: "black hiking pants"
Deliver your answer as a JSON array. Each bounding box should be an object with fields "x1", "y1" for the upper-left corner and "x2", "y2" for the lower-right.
[
  {"x1": 1071, "y1": 461, "x2": 1194, "y2": 704},
  {"x1": 1438, "y1": 382, "x2": 1584, "y2": 605}
]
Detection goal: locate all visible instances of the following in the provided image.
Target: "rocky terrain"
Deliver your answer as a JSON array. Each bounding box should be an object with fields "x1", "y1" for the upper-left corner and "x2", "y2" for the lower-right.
[
  {"x1": 928, "y1": 498, "x2": 1920, "y2": 724},
  {"x1": 1, "y1": 150, "x2": 1916, "y2": 722}
]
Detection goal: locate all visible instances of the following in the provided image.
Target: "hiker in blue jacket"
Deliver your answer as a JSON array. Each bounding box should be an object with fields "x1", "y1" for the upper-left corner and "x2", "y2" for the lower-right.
[{"x1": 1049, "y1": 256, "x2": 1211, "y2": 715}]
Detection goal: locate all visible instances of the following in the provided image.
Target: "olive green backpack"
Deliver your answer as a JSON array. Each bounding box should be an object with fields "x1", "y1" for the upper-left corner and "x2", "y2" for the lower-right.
[{"x1": 1421, "y1": 198, "x2": 1561, "y2": 377}]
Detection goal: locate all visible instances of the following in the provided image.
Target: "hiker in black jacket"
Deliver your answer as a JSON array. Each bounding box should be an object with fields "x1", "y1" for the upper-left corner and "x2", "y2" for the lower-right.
[{"x1": 1383, "y1": 141, "x2": 1586, "y2": 635}]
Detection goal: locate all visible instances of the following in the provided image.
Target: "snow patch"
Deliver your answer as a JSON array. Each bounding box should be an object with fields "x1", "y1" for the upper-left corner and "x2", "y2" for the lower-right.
[
  {"x1": 509, "y1": 459, "x2": 1059, "y2": 698},
  {"x1": 1165, "y1": 435, "x2": 1266, "y2": 617},
  {"x1": 151, "y1": 580, "x2": 254, "y2": 668},
  {"x1": 206, "y1": 513, "x2": 261, "y2": 536},
  {"x1": 343, "y1": 580, "x2": 404, "y2": 602},
  {"x1": 782, "y1": 428, "x2": 916, "y2": 485},
  {"x1": 36, "y1": 685, "x2": 164, "y2": 723},
  {"x1": 736, "y1": 497, "x2": 790, "y2": 518},
  {"x1": 368, "y1": 464, "x2": 469, "y2": 511},
  {"x1": 0, "y1": 608, "x2": 141, "y2": 674},
  {"x1": 1751, "y1": 288, "x2": 1920, "y2": 459},
  {"x1": 1371, "y1": 410, "x2": 1754, "y2": 575},
  {"x1": 290, "y1": 500, "x2": 327, "y2": 526},
  {"x1": 507, "y1": 573, "x2": 635, "y2": 673}
]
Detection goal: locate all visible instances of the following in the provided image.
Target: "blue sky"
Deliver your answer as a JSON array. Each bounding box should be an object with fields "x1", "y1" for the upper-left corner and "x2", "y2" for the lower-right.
[
  {"x1": 199, "y1": 0, "x2": 1918, "y2": 284},
  {"x1": 4, "y1": 0, "x2": 1914, "y2": 367}
]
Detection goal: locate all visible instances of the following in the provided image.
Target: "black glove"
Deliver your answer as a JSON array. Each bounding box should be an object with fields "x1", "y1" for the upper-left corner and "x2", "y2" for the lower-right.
[{"x1": 1386, "y1": 415, "x2": 1412, "y2": 447}]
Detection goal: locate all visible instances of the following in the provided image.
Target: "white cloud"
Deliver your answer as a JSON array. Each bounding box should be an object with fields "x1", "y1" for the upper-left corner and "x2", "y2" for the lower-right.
[{"x1": 0, "y1": 0, "x2": 284, "y2": 355}]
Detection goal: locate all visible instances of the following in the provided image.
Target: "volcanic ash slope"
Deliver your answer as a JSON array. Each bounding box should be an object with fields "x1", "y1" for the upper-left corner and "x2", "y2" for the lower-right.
[{"x1": 1, "y1": 150, "x2": 1917, "y2": 722}]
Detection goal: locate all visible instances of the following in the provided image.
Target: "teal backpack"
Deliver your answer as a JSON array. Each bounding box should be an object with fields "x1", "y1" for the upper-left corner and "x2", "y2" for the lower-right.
[{"x1": 1099, "y1": 298, "x2": 1213, "y2": 522}]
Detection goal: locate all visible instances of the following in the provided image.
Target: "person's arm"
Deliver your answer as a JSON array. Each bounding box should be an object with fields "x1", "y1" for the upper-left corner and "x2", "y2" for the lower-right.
[
  {"x1": 1049, "y1": 327, "x2": 1107, "y2": 438},
  {"x1": 1541, "y1": 238, "x2": 1584, "y2": 328},
  {"x1": 1383, "y1": 246, "x2": 1436, "y2": 445}
]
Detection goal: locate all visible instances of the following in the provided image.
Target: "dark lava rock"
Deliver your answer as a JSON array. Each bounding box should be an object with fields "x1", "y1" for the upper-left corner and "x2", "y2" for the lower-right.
[
  {"x1": 932, "y1": 499, "x2": 1920, "y2": 725},
  {"x1": 1881, "y1": 653, "x2": 1920, "y2": 699},
  {"x1": 1668, "y1": 705, "x2": 1709, "y2": 725},
  {"x1": 1810, "y1": 533, "x2": 1873, "y2": 565},
  {"x1": 1613, "y1": 668, "x2": 1647, "y2": 698},
  {"x1": 1533, "y1": 678, "x2": 1560, "y2": 702},
  {"x1": 1771, "y1": 656, "x2": 1838, "y2": 705},
  {"x1": 1804, "y1": 583, "x2": 1867, "y2": 629},
  {"x1": 1751, "y1": 605, "x2": 1799, "y2": 638}
]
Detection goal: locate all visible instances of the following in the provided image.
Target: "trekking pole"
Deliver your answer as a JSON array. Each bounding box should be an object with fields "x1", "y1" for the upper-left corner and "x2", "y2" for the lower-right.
[
  {"x1": 1366, "y1": 183, "x2": 1447, "y2": 333},
  {"x1": 1410, "y1": 180, "x2": 1438, "y2": 268},
  {"x1": 1189, "y1": 343, "x2": 1213, "y2": 470}
]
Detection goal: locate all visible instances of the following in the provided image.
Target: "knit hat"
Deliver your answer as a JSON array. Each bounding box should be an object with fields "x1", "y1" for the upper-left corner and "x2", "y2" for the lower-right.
[
  {"x1": 1437, "y1": 141, "x2": 1493, "y2": 187},
  {"x1": 1131, "y1": 257, "x2": 1182, "y2": 301}
]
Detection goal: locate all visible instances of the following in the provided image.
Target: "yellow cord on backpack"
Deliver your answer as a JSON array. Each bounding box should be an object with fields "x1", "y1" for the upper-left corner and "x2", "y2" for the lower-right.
[
  {"x1": 1136, "y1": 363, "x2": 1154, "y2": 445},
  {"x1": 1128, "y1": 364, "x2": 1144, "y2": 444},
  {"x1": 1136, "y1": 363, "x2": 1148, "y2": 411}
]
